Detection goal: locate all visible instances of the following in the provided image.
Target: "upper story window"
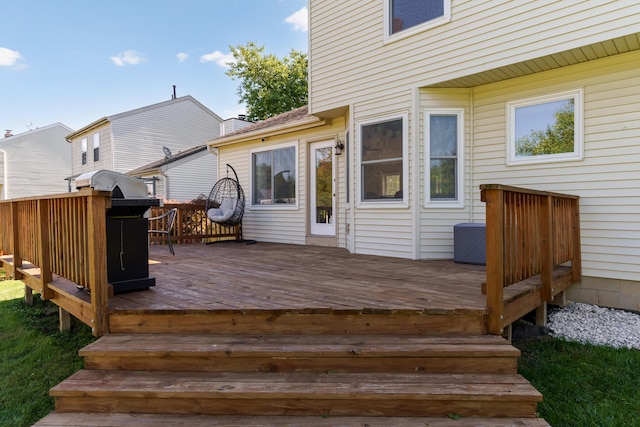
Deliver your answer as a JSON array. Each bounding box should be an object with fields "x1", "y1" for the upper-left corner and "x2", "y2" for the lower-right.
[
  {"x1": 425, "y1": 109, "x2": 464, "y2": 207},
  {"x1": 386, "y1": 0, "x2": 451, "y2": 41},
  {"x1": 507, "y1": 89, "x2": 583, "y2": 165},
  {"x1": 93, "y1": 132, "x2": 100, "y2": 162},
  {"x1": 358, "y1": 114, "x2": 407, "y2": 205},
  {"x1": 81, "y1": 138, "x2": 87, "y2": 165},
  {"x1": 251, "y1": 143, "x2": 297, "y2": 207}
]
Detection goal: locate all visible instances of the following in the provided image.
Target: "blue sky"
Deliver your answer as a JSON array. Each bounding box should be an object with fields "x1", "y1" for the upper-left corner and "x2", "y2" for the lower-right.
[{"x1": 0, "y1": 0, "x2": 308, "y2": 135}]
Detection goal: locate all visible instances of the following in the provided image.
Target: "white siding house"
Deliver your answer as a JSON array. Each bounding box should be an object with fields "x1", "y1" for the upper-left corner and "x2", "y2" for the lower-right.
[
  {"x1": 66, "y1": 95, "x2": 223, "y2": 181},
  {"x1": 209, "y1": 1, "x2": 640, "y2": 311},
  {"x1": 127, "y1": 145, "x2": 218, "y2": 202},
  {"x1": 0, "y1": 123, "x2": 73, "y2": 199}
]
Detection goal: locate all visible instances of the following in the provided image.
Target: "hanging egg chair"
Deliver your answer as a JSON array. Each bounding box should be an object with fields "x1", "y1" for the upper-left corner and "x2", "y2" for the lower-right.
[{"x1": 205, "y1": 164, "x2": 245, "y2": 227}]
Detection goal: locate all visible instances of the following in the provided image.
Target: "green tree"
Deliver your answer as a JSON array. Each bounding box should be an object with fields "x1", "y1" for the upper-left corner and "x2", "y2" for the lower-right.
[
  {"x1": 225, "y1": 42, "x2": 308, "y2": 122},
  {"x1": 515, "y1": 99, "x2": 575, "y2": 157}
]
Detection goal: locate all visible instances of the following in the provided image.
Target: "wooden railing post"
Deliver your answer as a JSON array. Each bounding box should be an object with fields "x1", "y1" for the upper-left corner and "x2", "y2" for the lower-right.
[
  {"x1": 10, "y1": 201, "x2": 23, "y2": 282},
  {"x1": 37, "y1": 199, "x2": 53, "y2": 300},
  {"x1": 540, "y1": 195, "x2": 554, "y2": 302},
  {"x1": 482, "y1": 186, "x2": 506, "y2": 335},
  {"x1": 86, "y1": 192, "x2": 109, "y2": 336}
]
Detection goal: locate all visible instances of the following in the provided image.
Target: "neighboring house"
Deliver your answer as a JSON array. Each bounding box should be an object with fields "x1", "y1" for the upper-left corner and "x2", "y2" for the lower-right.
[
  {"x1": 66, "y1": 95, "x2": 224, "y2": 189},
  {"x1": 0, "y1": 123, "x2": 73, "y2": 199},
  {"x1": 127, "y1": 116, "x2": 253, "y2": 202},
  {"x1": 208, "y1": 1, "x2": 640, "y2": 311}
]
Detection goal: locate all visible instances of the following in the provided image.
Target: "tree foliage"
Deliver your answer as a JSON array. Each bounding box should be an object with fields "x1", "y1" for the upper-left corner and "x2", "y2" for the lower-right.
[
  {"x1": 225, "y1": 42, "x2": 308, "y2": 122},
  {"x1": 515, "y1": 99, "x2": 575, "y2": 157}
]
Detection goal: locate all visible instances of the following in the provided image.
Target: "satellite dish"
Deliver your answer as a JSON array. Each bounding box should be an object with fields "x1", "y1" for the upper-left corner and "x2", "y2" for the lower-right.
[{"x1": 162, "y1": 146, "x2": 172, "y2": 159}]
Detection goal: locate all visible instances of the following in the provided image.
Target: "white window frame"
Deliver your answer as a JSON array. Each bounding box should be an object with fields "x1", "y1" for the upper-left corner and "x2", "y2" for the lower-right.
[
  {"x1": 93, "y1": 132, "x2": 100, "y2": 162},
  {"x1": 424, "y1": 108, "x2": 464, "y2": 208},
  {"x1": 356, "y1": 113, "x2": 408, "y2": 209},
  {"x1": 506, "y1": 89, "x2": 584, "y2": 166},
  {"x1": 81, "y1": 137, "x2": 87, "y2": 165},
  {"x1": 384, "y1": 0, "x2": 451, "y2": 44},
  {"x1": 249, "y1": 141, "x2": 299, "y2": 210}
]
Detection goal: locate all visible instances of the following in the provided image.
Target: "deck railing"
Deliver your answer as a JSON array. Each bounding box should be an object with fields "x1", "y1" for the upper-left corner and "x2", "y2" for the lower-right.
[
  {"x1": 148, "y1": 202, "x2": 239, "y2": 246},
  {"x1": 0, "y1": 189, "x2": 110, "y2": 336},
  {"x1": 481, "y1": 184, "x2": 581, "y2": 334}
]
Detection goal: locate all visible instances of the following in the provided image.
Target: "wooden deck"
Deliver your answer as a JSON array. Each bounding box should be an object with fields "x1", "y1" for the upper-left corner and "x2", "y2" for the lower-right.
[{"x1": 116, "y1": 242, "x2": 488, "y2": 313}]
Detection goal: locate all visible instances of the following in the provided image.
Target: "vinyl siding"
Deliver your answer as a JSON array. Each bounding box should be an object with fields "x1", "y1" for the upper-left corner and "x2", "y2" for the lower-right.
[
  {"x1": 70, "y1": 123, "x2": 113, "y2": 176},
  {"x1": 309, "y1": 0, "x2": 640, "y2": 114},
  {"x1": 0, "y1": 124, "x2": 72, "y2": 199},
  {"x1": 111, "y1": 98, "x2": 221, "y2": 174},
  {"x1": 165, "y1": 152, "x2": 218, "y2": 202},
  {"x1": 470, "y1": 51, "x2": 640, "y2": 281},
  {"x1": 216, "y1": 118, "x2": 346, "y2": 246},
  {"x1": 418, "y1": 89, "x2": 472, "y2": 259}
]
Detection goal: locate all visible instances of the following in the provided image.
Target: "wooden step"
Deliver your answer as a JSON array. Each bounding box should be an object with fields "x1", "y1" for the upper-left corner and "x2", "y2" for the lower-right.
[
  {"x1": 34, "y1": 412, "x2": 552, "y2": 426},
  {"x1": 51, "y1": 370, "x2": 542, "y2": 418},
  {"x1": 107, "y1": 310, "x2": 487, "y2": 335},
  {"x1": 80, "y1": 334, "x2": 519, "y2": 374}
]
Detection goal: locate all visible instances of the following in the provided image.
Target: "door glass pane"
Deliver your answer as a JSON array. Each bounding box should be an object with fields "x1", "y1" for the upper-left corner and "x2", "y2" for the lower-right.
[{"x1": 315, "y1": 147, "x2": 332, "y2": 224}]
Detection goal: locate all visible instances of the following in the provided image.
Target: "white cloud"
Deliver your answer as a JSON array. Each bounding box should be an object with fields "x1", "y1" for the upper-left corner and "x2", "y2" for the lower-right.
[
  {"x1": 110, "y1": 50, "x2": 145, "y2": 66},
  {"x1": 285, "y1": 6, "x2": 308, "y2": 32},
  {"x1": 200, "y1": 51, "x2": 234, "y2": 68},
  {"x1": 176, "y1": 52, "x2": 189, "y2": 63},
  {"x1": 0, "y1": 47, "x2": 23, "y2": 67}
]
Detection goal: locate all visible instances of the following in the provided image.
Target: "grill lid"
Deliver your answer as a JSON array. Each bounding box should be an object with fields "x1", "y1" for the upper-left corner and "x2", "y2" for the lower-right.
[{"x1": 75, "y1": 170, "x2": 149, "y2": 199}]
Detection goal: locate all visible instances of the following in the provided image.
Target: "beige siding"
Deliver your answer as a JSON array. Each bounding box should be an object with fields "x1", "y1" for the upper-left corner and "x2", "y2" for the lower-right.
[
  {"x1": 70, "y1": 123, "x2": 112, "y2": 176},
  {"x1": 217, "y1": 119, "x2": 346, "y2": 246},
  {"x1": 309, "y1": 0, "x2": 640, "y2": 114},
  {"x1": 165, "y1": 153, "x2": 218, "y2": 202},
  {"x1": 471, "y1": 51, "x2": 640, "y2": 281},
  {"x1": 418, "y1": 89, "x2": 472, "y2": 259}
]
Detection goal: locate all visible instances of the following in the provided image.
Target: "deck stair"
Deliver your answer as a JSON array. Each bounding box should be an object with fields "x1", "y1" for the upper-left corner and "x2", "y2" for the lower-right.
[{"x1": 36, "y1": 332, "x2": 548, "y2": 426}]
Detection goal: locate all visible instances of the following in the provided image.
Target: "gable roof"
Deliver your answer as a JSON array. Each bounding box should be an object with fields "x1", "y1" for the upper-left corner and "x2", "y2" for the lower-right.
[
  {"x1": 66, "y1": 95, "x2": 222, "y2": 141},
  {"x1": 127, "y1": 144, "x2": 208, "y2": 176},
  {"x1": 1, "y1": 123, "x2": 74, "y2": 143},
  {"x1": 208, "y1": 105, "x2": 327, "y2": 148}
]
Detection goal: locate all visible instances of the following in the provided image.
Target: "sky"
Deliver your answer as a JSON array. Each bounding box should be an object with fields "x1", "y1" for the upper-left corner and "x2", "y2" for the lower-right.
[{"x1": 0, "y1": 0, "x2": 308, "y2": 135}]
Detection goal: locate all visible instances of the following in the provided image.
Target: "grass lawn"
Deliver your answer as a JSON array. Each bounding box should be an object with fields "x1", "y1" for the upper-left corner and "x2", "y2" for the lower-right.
[
  {"x1": 0, "y1": 280, "x2": 95, "y2": 427},
  {"x1": 1, "y1": 278, "x2": 639, "y2": 427},
  {"x1": 515, "y1": 336, "x2": 640, "y2": 427}
]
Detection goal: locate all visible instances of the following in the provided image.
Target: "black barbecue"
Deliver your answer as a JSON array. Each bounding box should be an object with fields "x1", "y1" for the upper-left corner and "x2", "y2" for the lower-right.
[{"x1": 76, "y1": 170, "x2": 160, "y2": 294}]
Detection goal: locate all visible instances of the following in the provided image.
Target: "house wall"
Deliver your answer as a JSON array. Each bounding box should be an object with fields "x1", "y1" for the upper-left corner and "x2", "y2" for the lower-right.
[
  {"x1": 0, "y1": 124, "x2": 72, "y2": 199},
  {"x1": 165, "y1": 152, "x2": 218, "y2": 202},
  {"x1": 309, "y1": 0, "x2": 640, "y2": 115},
  {"x1": 467, "y1": 51, "x2": 640, "y2": 310},
  {"x1": 218, "y1": 118, "x2": 346, "y2": 245},
  {"x1": 111, "y1": 98, "x2": 221, "y2": 174},
  {"x1": 70, "y1": 123, "x2": 113, "y2": 176}
]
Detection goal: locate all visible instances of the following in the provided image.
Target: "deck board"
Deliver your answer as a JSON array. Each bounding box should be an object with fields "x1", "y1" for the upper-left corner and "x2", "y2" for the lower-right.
[{"x1": 105, "y1": 242, "x2": 489, "y2": 315}]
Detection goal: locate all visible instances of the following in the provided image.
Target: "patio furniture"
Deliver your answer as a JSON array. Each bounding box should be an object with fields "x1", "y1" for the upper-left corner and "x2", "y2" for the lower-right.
[
  {"x1": 148, "y1": 207, "x2": 178, "y2": 255},
  {"x1": 205, "y1": 164, "x2": 245, "y2": 228}
]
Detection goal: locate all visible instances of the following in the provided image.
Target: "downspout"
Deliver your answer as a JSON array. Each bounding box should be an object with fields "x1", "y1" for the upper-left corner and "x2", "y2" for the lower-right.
[
  {"x1": 0, "y1": 149, "x2": 6, "y2": 199},
  {"x1": 469, "y1": 88, "x2": 475, "y2": 222},
  {"x1": 411, "y1": 87, "x2": 421, "y2": 260},
  {"x1": 158, "y1": 166, "x2": 169, "y2": 201}
]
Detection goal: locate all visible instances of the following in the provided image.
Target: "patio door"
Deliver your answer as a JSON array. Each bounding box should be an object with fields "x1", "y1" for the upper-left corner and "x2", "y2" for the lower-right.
[{"x1": 309, "y1": 140, "x2": 335, "y2": 236}]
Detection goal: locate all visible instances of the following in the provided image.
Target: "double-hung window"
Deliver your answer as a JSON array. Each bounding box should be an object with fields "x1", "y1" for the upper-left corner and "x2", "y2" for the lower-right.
[
  {"x1": 425, "y1": 109, "x2": 464, "y2": 207},
  {"x1": 81, "y1": 138, "x2": 87, "y2": 165},
  {"x1": 386, "y1": 0, "x2": 451, "y2": 41},
  {"x1": 359, "y1": 115, "x2": 407, "y2": 204},
  {"x1": 93, "y1": 132, "x2": 100, "y2": 162},
  {"x1": 507, "y1": 89, "x2": 583, "y2": 165},
  {"x1": 251, "y1": 144, "x2": 297, "y2": 206}
]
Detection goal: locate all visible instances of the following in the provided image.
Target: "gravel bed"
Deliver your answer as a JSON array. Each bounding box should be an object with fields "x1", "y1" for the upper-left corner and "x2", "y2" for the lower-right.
[{"x1": 548, "y1": 302, "x2": 640, "y2": 350}]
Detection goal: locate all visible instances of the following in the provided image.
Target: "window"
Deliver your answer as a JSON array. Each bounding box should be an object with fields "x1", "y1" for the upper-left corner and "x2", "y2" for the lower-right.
[
  {"x1": 93, "y1": 132, "x2": 100, "y2": 162},
  {"x1": 386, "y1": 0, "x2": 451, "y2": 40},
  {"x1": 251, "y1": 144, "x2": 296, "y2": 206},
  {"x1": 359, "y1": 115, "x2": 407, "y2": 204},
  {"x1": 507, "y1": 89, "x2": 583, "y2": 165},
  {"x1": 425, "y1": 109, "x2": 464, "y2": 206},
  {"x1": 81, "y1": 138, "x2": 87, "y2": 165}
]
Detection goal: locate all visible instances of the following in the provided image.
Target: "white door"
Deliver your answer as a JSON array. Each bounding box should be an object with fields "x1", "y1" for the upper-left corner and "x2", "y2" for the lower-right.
[{"x1": 309, "y1": 140, "x2": 335, "y2": 236}]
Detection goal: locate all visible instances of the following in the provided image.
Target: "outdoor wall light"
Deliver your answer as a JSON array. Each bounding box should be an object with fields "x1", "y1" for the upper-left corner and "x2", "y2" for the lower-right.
[{"x1": 334, "y1": 140, "x2": 345, "y2": 155}]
